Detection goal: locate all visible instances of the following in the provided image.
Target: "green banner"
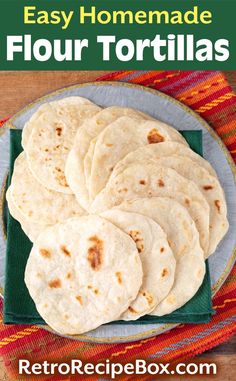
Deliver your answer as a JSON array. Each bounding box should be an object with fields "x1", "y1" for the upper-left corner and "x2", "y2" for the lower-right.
[{"x1": 0, "y1": 0, "x2": 235, "y2": 69}]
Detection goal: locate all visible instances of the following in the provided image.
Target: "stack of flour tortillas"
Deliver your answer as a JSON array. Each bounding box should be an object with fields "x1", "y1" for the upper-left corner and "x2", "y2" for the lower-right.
[{"x1": 7, "y1": 96, "x2": 229, "y2": 335}]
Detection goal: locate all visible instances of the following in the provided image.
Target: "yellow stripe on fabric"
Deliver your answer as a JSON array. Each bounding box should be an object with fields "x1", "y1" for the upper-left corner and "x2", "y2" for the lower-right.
[
  {"x1": 0, "y1": 326, "x2": 39, "y2": 348},
  {"x1": 111, "y1": 336, "x2": 156, "y2": 358},
  {"x1": 195, "y1": 93, "x2": 236, "y2": 113},
  {"x1": 153, "y1": 71, "x2": 181, "y2": 84},
  {"x1": 178, "y1": 78, "x2": 226, "y2": 102},
  {"x1": 213, "y1": 298, "x2": 236, "y2": 310},
  {"x1": 176, "y1": 73, "x2": 224, "y2": 104}
]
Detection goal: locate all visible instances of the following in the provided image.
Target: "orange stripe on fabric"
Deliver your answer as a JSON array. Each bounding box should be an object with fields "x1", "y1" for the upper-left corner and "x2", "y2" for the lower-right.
[
  {"x1": 215, "y1": 118, "x2": 236, "y2": 135},
  {"x1": 178, "y1": 78, "x2": 227, "y2": 104},
  {"x1": 213, "y1": 298, "x2": 236, "y2": 310},
  {"x1": 195, "y1": 92, "x2": 236, "y2": 113},
  {"x1": 110, "y1": 336, "x2": 156, "y2": 358},
  {"x1": 128, "y1": 70, "x2": 164, "y2": 84},
  {"x1": 176, "y1": 73, "x2": 225, "y2": 105},
  {"x1": 0, "y1": 326, "x2": 39, "y2": 349},
  {"x1": 111, "y1": 70, "x2": 134, "y2": 80},
  {"x1": 221, "y1": 133, "x2": 236, "y2": 146}
]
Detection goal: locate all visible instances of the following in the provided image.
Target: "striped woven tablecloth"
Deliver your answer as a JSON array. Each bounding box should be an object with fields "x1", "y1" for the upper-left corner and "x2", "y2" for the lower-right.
[{"x1": 0, "y1": 70, "x2": 235, "y2": 380}]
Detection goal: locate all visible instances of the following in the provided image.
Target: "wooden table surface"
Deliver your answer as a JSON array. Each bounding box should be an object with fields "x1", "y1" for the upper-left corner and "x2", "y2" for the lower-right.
[{"x1": 0, "y1": 71, "x2": 235, "y2": 380}]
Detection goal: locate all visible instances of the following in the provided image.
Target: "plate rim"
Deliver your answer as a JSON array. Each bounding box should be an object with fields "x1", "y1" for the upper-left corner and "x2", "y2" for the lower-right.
[{"x1": 1, "y1": 80, "x2": 235, "y2": 343}]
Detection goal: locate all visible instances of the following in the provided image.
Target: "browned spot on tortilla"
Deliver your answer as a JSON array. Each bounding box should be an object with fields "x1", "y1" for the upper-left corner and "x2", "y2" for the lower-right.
[
  {"x1": 56, "y1": 174, "x2": 69, "y2": 187},
  {"x1": 167, "y1": 294, "x2": 176, "y2": 305},
  {"x1": 157, "y1": 179, "x2": 165, "y2": 187},
  {"x1": 139, "y1": 179, "x2": 146, "y2": 185},
  {"x1": 106, "y1": 143, "x2": 113, "y2": 147},
  {"x1": 87, "y1": 236, "x2": 103, "y2": 271},
  {"x1": 36, "y1": 272, "x2": 42, "y2": 278},
  {"x1": 40, "y1": 249, "x2": 51, "y2": 258},
  {"x1": 128, "y1": 306, "x2": 137, "y2": 314},
  {"x1": 214, "y1": 200, "x2": 221, "y2": 212},
  {"x1": 60, "y1": 245, "x2": 71, "y2": 257},
  {"x1": 115, "y1": 272, "x2": 122, "y2": 284},
  {"x1": 197, "y1": 269, "x2": 203, "y2": 278},
  {"x1": 55, "y1": 167, "x2": 62, "y2": 173},
  {"x1": 118, "y1": 188, "x2": 128, "y2": 193},
  {"x1": 203, "y1": 185, "x2": 213, "y2": 191},
  {"x1": 160, "y1": 247, "x2": 165, "y2": 253},
  {"x1": 161, "y1": 268, "x2": 169, "y2": 278},
  {"x1": 142, "y1": 291, "x2": 154, "y2": 306},
  {"x1": 185, "y1": 198, "x2": 190, "y2": 206},
  {"x1": 66, "y1": 272, "x2": 72, "y2": 279},
  {"x1": 94, "y1": 289, "x2": 99, "y2": 295},
  {"x1": 56, "y1": 127, "x2": 62, "y2": 136},
  {"x1": 64, "y1": 314, "x2": 69, "y2": 320},
  {"x1": 76, "y1": 295, "x2": 83, "y2": 305},
  {"x1": 147, "y1": 129, "x2": 165, "y2": 144},
  {"x1": 87, "y1": 285, "x2": 92, "y2": 289},
  {"x1": 28, "y1": 211, "x2": 33, "y2": 217},
  {"x1": 109, "y1": 166, "x2": 114, "y2": 172},
  {"x1": 45, "y1": 148, "x2": 49, "y2": 152},
  {"x1": 129, "y1": 230, "x2": 144, "y2": 253},
  {"x1": 48, "y1": 278, "x2": 61, "y2": 288},
  {"x1": 44, "y1": 303, "x2": 48, "y2": 308}
]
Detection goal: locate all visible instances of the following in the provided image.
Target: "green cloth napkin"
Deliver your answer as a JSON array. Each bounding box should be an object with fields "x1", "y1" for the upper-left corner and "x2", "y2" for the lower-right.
[{"x1": 3, "y1": 129, "x2": 213, "y2": 325}]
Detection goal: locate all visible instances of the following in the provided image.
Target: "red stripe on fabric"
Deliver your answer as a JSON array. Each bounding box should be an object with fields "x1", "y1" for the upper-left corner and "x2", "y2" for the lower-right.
[
  {"x1": 134, "y1": 71, "x2": 181, "y2": 86},
  {"x1": 155, "y1": 71, "x2": 207, "y2": 92},
  {"x1": 128, "y1": 71, "x2": 164, "y2": 84},
  {"x1": 188, "y1": 86, "x2": 232, "y2": 111},
  {"x1": 0, "y1": 328, "x2": 50, "y2": 355},
  {"x1": 166, "y1": 72, "x2": 221, "y2": 96},
  {"x1": 200, "y1": 96, "x2": 236, "y2": 120},
  {"x1": 97, "y1": 71, "x2": 133, "y2": 81}
]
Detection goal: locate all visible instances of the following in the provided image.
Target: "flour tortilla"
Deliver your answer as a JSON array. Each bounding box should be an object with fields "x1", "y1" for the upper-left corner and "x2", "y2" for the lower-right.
[
  {"x1": 25, "y1": 215, "x2": 143, "y2": 335},
  {"x1": 22, "y1": 96, "x2": 94, "y2": 149},
  {"x1": 91, "y1": 164, "x2": 210, "y2": 254},
  {"x1": 116, "y1": 198, "x2": 205, "y2": 315},
  {"x1": 25, "y1": 103, "x2": 101, "y2": 193},
  {"x1": 143, "y1": 155, "x2": 228, "y2": 256},
  {"x1": 83, "y1": 112, "x2": 157, "y2": 194},
  {"x1": 10, "y1": 153, "x2": 85, "y2": 226},
  {"x1": 101, "y1": 210, "x2": 176, "y2": 320},
  {"x1": 88, "y1": 117, "x2": 188, "y2": 201},
  {"x1": 65, "y1": 107, "x2": 153, "y2": 209},
  {"x1": 6, "y1": 186, "x2": 44, "y2": 242},
  {"x1": 111, "y1": 142, "x2": 217, "y2": 180}
]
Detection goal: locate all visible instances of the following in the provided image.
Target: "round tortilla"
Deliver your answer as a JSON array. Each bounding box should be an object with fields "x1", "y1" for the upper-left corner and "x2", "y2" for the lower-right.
[
  {"x1": 91, "y1": 163, "x2": 210, "y2": 254},
  {"x1": 88, "y1": 117, "x2": 188, "y2": 201},
  {"x1": 111, "y1": 141, "x2": 217, "y2": 180},
  {"x1": 22, "y1": 96, "x2": 94, "y2": 149},
  {"x1": 25, "y1": 102, "x2": 101, "y2": 193},
  {"x1": 10, "y1": 153, "x2": 85, "y2": 226},
  {"x1": 6, "y1": 186, "x2": 44, "y2": 242},
  {"x1": 116, "y1": 197, "x2": 205, "y2": 315},
  {"x1": 145, "y1": 155, "x2": 228, "y2": 256},
  {"x1": 101, "y1": 210, "x2": 176, "y2": 320},
  {"x1": 25, "y1": 215, "x2": 143, "y2": 335},
  {"x1": 65, "y1": 107, "x2": 153, "y2": 209}
]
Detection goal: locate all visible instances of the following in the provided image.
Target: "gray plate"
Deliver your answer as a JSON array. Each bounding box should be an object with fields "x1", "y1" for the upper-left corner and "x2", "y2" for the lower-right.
[{"x1": 0, "y1": 81, "x2": 235, "y2": 343}]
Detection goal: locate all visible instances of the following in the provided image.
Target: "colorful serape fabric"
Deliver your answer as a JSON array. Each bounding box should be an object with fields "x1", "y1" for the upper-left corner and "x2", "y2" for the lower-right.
[{"x1": 0, "y1": 71, "x2": 235, "y2": 381}]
